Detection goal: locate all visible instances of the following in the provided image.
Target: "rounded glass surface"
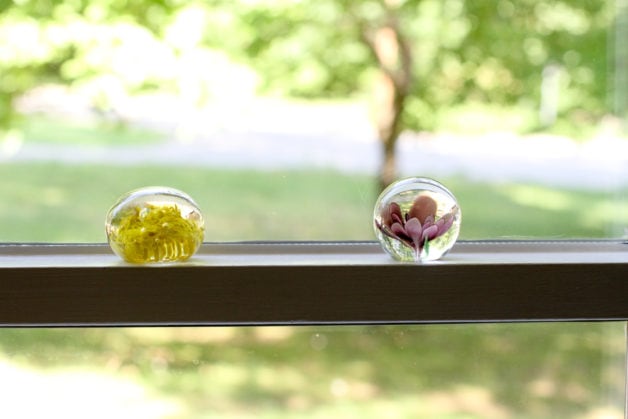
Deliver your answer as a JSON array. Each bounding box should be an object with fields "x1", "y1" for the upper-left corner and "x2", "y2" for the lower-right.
[
  {"x1": 106, "y1": 187, "x2": 205, "y2": 263},
  {"x1": 373, "y1": 177, "x2": 461, "y2": 262}
]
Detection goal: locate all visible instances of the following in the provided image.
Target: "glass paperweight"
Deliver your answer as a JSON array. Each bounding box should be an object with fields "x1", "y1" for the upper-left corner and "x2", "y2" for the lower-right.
[
  {"x1": 106, "y1": 187, "x2": 205, "y2": 263},
  {"x1": 373, "y1": 177, "x2": 461, "y2": 262}
]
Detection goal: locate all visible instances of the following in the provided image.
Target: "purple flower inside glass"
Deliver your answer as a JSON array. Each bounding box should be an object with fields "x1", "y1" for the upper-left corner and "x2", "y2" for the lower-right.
[{"x1": 374, "y1": 177, "x2": 461, "y2": 262}]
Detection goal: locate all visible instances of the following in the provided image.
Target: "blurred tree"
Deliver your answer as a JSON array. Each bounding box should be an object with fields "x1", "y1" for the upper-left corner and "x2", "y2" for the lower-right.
[
  {"x1": 0, "y1": 0, "x2": 181, "y2": 129},
  {"x1": 0, "y1": 0, "x2": 614, "y2": 189},
  {"x1": 219, "y1": 0, "x2": 611, "y2": 189},
  {"x1": 350, "y1": 1, "x2": 413, "y2": 190}
]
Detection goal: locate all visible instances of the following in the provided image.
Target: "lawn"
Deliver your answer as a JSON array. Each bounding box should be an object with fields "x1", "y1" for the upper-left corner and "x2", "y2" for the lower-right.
[
  {"x1": 14, "y1": 115, "x2": 166, "y2": 146},
  {"x1": 0, "y1": 323, "x2": 624, "y2": 418},
  {"x1": 0, "y1": 159, "x2": 626, "y2": 418},
  {"x1": 0, "y1": 162, "x2": 625, "y2": 242}
]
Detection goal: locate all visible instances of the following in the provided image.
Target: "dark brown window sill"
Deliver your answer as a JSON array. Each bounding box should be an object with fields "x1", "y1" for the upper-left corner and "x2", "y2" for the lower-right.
[{"x1": 1, "y1": 241, "x2": 627, "y2": 326}]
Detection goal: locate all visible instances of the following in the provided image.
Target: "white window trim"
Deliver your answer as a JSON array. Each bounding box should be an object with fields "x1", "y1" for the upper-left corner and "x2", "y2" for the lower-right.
[{"x1": 0, "y1": 240, "x2": 627, "y2": 327}]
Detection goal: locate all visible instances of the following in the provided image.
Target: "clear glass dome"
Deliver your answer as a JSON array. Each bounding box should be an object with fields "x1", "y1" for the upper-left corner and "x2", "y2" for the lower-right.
[
  {"x1": 106, "y1": 187, "x2": 205, "y2": 263},
  {"x1": 373, "y1": 177, "x2": 461, "y2": 262}
]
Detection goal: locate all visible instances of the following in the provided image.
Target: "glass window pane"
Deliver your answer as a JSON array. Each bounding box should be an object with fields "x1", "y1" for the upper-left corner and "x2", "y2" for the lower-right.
[
  {"x1": 0, "y1": 323, "x2": 624, "y2": 418},
  {"x1": 0, "y1": 0, "x2": 626, "y2": 242}
]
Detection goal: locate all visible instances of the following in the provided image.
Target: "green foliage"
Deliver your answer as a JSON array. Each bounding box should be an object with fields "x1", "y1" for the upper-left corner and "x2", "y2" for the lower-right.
[
  {"x1": 0, "y1": 0, "x2": 616, "y2": 134},
  {"x1": 0, "y1": 0, "x2": 255, "y2": 130},
  {"x1": 400, "y1": 0, "x2": 611, "y2": 131},
  {"x1": 210, "y1": 0, "x2": 613, "y2": 132}
]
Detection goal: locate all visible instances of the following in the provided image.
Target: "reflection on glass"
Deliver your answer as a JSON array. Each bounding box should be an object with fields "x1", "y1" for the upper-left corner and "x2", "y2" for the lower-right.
[{"x1": 0, "y1": 323, "x2": 624, "y2": 418}]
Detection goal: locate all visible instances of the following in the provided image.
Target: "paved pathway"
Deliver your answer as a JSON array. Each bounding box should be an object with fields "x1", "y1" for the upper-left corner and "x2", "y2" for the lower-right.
[
  {"x1": 4, "y1": 94, "x2": 628, "y2": 190},
  {"x1": 5, "y1": 129, "x2": 628, "y2": 191}
]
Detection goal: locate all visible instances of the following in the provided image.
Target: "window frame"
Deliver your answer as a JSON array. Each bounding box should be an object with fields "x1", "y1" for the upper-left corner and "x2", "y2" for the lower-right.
[{"x1": 1, "y1": 240, "x2": 627, "y2": 327}]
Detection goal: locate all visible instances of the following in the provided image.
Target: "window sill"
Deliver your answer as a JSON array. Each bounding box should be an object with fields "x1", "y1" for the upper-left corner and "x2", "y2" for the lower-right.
[{"x1": 1, "y1": 240, "x2": 627, "y2": 326}]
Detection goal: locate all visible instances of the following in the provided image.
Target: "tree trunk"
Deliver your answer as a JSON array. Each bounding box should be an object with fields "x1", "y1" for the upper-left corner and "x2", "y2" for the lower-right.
[
  {"x1": 379, "y1": 134, "x2": 397, "y2": 191},
  {"x1": 375, "y1": 71, "x2": 403, "y2": 191},
  {"x1": 369, "y1": 20, "x2": 413, "y2": 192}
]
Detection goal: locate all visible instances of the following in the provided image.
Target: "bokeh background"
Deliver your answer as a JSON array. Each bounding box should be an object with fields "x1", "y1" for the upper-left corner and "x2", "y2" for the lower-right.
[
  {"x1": 0, "y1": 0, "x2": 627, "y2": 241},
  {"x1": 1, "y1": 1, "x2": 627, "y2": 418}
]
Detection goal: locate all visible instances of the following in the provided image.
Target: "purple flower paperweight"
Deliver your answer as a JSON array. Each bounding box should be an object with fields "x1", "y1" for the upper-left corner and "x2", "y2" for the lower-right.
[{"x1": 373, "y1": 177, "x2": 461, "y2": 262}]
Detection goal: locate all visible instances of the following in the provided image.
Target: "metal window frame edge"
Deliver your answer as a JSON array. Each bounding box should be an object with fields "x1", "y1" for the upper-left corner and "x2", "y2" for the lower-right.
[{"x1": 0, "y1": 240, "x2": 627, "y2": 327}]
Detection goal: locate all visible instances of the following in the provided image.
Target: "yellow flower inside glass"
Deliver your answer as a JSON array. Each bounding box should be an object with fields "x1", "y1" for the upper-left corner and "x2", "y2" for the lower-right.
[{"x1": 106, "y1": 187, "x2": 205, "y2": 263}]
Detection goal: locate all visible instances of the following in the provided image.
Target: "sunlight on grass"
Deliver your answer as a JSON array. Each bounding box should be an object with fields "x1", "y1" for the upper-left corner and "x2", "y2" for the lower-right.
[
  {"x1": 580, "y1": 199, "x2": 628, "y2": 234},
  {"x1": 501, "y1": 184, "x2": 574, "y2": 211},
  {"x1": 494, "y1": 183, "x2": 628, "y2": 238},
  {"x1": 0, "y1": 163, "x2": 626, "y2": 242},
  {"x1": 0, "y1": 323, "x2": 623, "y2": 419},
  {"x1": 0, "y1": 359, "x2": 181, "y2": 419},
  {"x1": 0, "y1": 163, "x2": 375, "y2": 242},
  {"x1": 15, "y1": 116, "x2": 165, "y2": 146}
]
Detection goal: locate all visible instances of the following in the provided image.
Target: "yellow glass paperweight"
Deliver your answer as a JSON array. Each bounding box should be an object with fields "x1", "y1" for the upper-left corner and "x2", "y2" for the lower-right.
[{"x1": 106, "y1": 187, "x2": 205, "y2": 263}]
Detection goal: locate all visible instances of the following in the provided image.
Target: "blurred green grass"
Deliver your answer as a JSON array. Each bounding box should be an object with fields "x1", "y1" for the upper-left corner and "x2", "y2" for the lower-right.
[
  {"x1": 1, "y1": 122, "x2": 627, "y2": 418},
  {"x1": 0, "y1": 323, "x2": 624, "y2": 418},
  {"x1": 0, "y1": 162, "x2": 625, "y2": 242},
  {"x1": 0, "y1": 162, "x2": 625, "y2": 418},
  {"x1": 14, "y1": 115, "x2": 166, "y2": 146}
]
